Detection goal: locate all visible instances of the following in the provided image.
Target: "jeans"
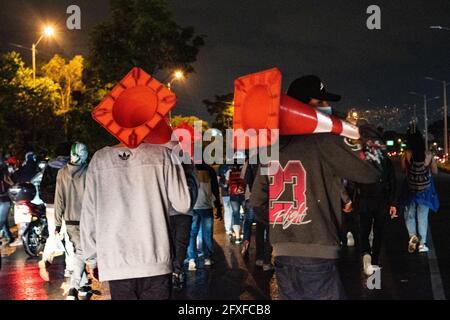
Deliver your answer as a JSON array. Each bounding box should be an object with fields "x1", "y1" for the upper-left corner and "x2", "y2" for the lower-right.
[
  {"x1": 222, "y1": 196, "x2": 233, "y2": 233},
  {"x1": 243, "y1": 204, "x2": 255, "y2": 242},
  {"x1": 230, "y1": 195, "x2": 245, "y2": 233},
  {"x1": 109, "y1": 274, "x2": 171, "y2": 300},
  {"x1": 187, "y1": 209, "x2": 214, "y2": 261},
  {"x1": 0, "y1": 201, "x2": 13, "y2": 240},
  {"x1": 255, "y1": 222, "x2": 272, "y2": 263},
  {"x1": 274, "y1": 256, "x2": 346, "y2": 300},
  {"x1": 404, "y1": 203, "x2": 430, "y2": 245},
  {"x1": 170, "y1": 215, "x2": 193, "y2": 274},
  {"x1": 66, "y1": 225, "x2": 88, "y2": 289},
  {"x1": 359, "y1": 203, "x2": 388, "y2": 265}
]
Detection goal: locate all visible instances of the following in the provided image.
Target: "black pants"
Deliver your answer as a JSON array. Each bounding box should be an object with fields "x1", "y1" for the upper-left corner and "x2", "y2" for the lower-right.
[
  {"x1": 359, "y1": 202, "x2": 388, "y2": 265},
  {"x1": 109, "y1": 274, "x2": 172, "y2": 300},
  {"x1": 255, "y1": 222, "x2": 272, "y2": 264},
  {"x1": 170, "y1": 215, "x2": 193, "y2": 274},
  {"x1": 342, "y1": 211, "x2": 359, "y2": 246}
]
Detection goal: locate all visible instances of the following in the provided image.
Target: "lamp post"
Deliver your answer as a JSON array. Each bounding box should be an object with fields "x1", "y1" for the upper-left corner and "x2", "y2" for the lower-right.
[
  {"x1": 166, "y1": 70, "x2": 184, "y2": 120},
  {"x1": 32, "y1": 26, "x2": 55, "y2": 86},
  {"x1": 409, "y1": 92, "x2": 440, "y2": 151},
  {"x1": 425, "y1": 77, "x2": 450, "y2": 160}
]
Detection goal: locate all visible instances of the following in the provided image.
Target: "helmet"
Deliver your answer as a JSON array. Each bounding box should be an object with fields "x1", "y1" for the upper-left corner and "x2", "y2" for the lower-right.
[{"x1": 70, "y1": 142, "x2": 88, "y2": 165}]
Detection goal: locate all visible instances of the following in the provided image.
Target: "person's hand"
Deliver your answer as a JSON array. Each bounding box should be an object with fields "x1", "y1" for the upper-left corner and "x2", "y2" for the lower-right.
[
  {"x1": 389, "y1": 206, "x2": 398, "y2": 219},
  {"x1": 343, "y1": 201, "x2": 353, "y2": 213},
  {"x1": 215, "y1": 205, "x2": 223, "y2": 221},
  {"x1": 91, "y1": 267, "x2": 99, "y2": 281}
]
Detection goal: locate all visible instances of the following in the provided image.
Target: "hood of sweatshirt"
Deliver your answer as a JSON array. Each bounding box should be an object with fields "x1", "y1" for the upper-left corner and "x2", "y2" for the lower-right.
[{"x1": 66, "y1": 163, "x2": 88, "y2": 179}]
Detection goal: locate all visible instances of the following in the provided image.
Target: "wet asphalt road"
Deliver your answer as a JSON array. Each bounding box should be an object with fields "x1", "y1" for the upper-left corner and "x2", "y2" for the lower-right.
[{"x1": 1, "y1": 164, "x2": 449, "y2": 300}]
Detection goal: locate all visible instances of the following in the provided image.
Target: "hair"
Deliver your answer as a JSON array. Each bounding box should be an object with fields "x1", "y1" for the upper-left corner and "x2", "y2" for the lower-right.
[{"x1": 407, "y1": 131, "x2": 426, "y2": 162}]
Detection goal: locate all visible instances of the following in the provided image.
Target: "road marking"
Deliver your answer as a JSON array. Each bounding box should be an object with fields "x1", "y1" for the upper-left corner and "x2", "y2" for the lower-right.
[{"x1": 427, "y1": 226, "x2": 446, "y2": 300}]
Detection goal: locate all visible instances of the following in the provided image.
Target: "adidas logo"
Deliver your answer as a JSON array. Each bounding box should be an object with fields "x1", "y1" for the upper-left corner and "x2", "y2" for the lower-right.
[{"x1": 118, "y1": 152, "x2": 131, "y2": 160}]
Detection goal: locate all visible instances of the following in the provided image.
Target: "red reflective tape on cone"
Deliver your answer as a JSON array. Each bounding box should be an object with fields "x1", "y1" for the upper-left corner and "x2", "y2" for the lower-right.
[
  {"x1": 279, "y1": 95, "x2": 318, "y2": 135},
  {"x1": 330, "y1": 116, "x2": 343, "y2": 135}
]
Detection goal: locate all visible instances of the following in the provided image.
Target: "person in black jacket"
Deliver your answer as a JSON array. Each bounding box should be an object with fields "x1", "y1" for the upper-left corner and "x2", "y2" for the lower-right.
[
  {"x1": 250, "y1": 75, "x2": 382, "y2": 300},
  {"x1": 352, "y1": 122, "x2": 398, "y2": 276}
]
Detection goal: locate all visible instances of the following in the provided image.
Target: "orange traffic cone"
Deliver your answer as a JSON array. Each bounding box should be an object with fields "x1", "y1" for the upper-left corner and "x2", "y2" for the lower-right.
[
  {"x1": 92, "y1": 67, "x2": 176, "y2": 148},
  {"x1": 233, "y1": 68, "x2": 360, "y2": 148}
]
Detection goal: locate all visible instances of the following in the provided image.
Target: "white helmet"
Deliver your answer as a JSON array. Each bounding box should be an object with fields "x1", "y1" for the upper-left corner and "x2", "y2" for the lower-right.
[{"x1": 70, "y1": 142, "x2": 88, "y2": 165}]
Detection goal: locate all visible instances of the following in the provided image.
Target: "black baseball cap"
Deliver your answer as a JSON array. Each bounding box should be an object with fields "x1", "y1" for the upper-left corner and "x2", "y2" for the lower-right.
[{"x1": 287, "y1": 75, "x2": 341, "y2": 103}]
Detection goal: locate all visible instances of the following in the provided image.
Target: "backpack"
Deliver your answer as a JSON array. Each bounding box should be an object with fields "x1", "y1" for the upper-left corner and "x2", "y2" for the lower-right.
[
  {"x1": 228, "y1": 167, "x2": 246, "y2": 196},
  {"x1": 407, "y1": 161, "x2": 431, "y2": 192}
]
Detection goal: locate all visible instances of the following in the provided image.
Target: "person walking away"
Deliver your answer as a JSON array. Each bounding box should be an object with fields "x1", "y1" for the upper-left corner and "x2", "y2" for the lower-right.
[
  {"x1": 218, "y1": 163, "x2": 234, "y2": 237},
  {"x1": 251, "y1": 75, "x2": 382, "y2": 299},
  {"x1": 0, "y1": 162, "x2": 14, "y2": 244},
  {"x1": 228, "y1": 161, "x2": 246, "y2": 244},
  {"x1": 81, "y1": 141, "x2": 191, "y2": 300},
  {"x1": 401, "y1": 130, "x2": 439, "y2": 253},
  {"x1": 186, "y1": 162, "x2": 222, "y2": 270},
  {"x1": 38, "y1": 143, "x2": 75, "y2": 280},
  {"x1": 10, "y1": 152, "x2": 39, "y2": 246},
  {"x1": 54, "y1": 142, "x2": 90, "y2": 300},
  {"x1": 352, "y1": 122, "x2": 397, "y2": 275}
]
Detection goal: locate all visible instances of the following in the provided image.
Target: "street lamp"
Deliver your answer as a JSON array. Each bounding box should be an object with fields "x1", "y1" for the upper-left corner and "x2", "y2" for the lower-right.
[
  {"x1": 166, "y1": 70, "x2": 185, "y2": 120},
  {"x1": 167, "y1": 69, "x2": 184, "y2": 91},
  {"x1": 425, "y1": 76, "x2": 450, "y2": 160},
  {"x1": 430, "y1": 26, "x2": 450, "y2": 31},
  {"x1": 32, "y1": 25, "x2": 55, "y2": 85},
  {"x1": 409, "y1": 91, "x2": 440, "y2": 151}
]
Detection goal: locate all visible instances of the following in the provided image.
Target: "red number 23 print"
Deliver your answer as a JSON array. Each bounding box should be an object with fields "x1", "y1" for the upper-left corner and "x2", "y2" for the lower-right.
[{"x1": 268, "y1": 161, "x2": 311, "y2": 229}]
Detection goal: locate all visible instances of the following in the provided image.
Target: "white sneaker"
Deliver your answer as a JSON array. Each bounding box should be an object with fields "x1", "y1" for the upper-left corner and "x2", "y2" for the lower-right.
[
  {"x1": 363, "y1": 254, "x2": 375, "y2": 276},
  {"x1": 9, "y1": 238, "x2": 23, "y2": 247},
  {"x1": 204, "y1": 258, "x2": 214, "y2": 266},
  {"x1": 262, "y1": 263, "x2": 274, "y2": 271},
  {"x1": 408, "y1": 235, "x2": 419, "y2": 253},
  {"x1": 346, "y1": 232, "x2": 355, "y2": 247},
  {"x1": 418, "y1": 244, "x2": 429, "y2": 253},
  {"x1": 255, "y1": 259, "x2": 264, "y2": 267},
  {"x1": 188, "y1": 259, "x2": 196, "y2": 271}
]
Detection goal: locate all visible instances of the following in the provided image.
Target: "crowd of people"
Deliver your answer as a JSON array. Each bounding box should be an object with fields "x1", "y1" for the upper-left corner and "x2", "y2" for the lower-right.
[{"x1": 0, "y1": 73, "x2": 441, "y2": 300}]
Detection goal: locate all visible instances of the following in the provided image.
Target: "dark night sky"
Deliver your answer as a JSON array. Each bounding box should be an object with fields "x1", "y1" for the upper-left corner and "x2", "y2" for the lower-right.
[{"x1": 1, "y1": 0, "x2": 450, "y2": 129}]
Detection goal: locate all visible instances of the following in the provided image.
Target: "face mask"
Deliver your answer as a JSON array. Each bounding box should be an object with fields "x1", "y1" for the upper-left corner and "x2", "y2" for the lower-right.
[
  {"x1": 70, "y1": 142, "x2": 88, "y2": 165},
  {"x1": 317, "y1": 106, "x2": 332, "y2": 115}
]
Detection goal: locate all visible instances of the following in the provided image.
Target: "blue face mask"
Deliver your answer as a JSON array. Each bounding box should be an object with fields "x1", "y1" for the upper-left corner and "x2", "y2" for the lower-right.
[{"x1": 317, "y1": 106, "x2": 332, "y2": 115}]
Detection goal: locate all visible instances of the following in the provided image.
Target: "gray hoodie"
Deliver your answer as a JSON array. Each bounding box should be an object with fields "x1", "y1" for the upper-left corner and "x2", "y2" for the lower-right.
[
  {"x1": 54, "y1": 163, "x2": 88, "y2": 227},
  {"x1": 80, "y1": 143, "x2": 191, "y2": 282}
]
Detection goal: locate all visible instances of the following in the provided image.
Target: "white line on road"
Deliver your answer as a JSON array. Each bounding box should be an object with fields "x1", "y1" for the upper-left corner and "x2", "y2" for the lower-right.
[{"x1": 427, "y1": 226, "x2": 446, "y2": 300}]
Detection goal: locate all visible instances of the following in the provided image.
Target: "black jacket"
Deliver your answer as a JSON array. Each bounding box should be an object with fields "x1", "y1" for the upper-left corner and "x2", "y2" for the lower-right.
[{"x1": 250, "y1": 134, "x2": 381, "y2": 259}]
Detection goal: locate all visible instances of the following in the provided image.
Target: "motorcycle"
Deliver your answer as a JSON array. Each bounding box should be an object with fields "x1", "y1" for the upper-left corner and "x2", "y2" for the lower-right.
[{"x1": 8, "y1": 182, "x2": 48, "y2": 257}]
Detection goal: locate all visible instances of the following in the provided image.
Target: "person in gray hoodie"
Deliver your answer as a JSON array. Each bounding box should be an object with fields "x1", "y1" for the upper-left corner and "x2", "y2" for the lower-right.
[
  {"x1": 54, "y1": 142, "x2": 89, "y2": 300},
  {"x1": 81, "y1": 142, "x2": 191, "y2": 300}
]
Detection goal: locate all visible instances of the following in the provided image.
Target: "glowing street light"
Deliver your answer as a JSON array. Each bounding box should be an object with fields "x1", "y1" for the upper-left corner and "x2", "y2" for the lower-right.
[
  {"x1": 32, "y1": 25, "x2": 55, "y2": 85},
  {"x1": 167, "y1": 70, "x2": 185, "y2": 90}
]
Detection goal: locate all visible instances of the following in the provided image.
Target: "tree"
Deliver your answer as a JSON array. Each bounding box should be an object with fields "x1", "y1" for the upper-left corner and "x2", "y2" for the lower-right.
[
  {"x1": 170, "y1": 115, "x2": 209, "y2": 132},
  {"x1": 42, "y1": 54, "x2": 84, "y2": 116},
  {"x1": 203, "y1": 93, "x2": 234, "y2": 132},
  {"x1": 0, "y1": 52, "x2": 63, "y2": 158},
  {"x1": 42, "y1": 55, "x2": 85, "y2": 138},
  {"x1": 86, "y1": 0, "x2": 205, "y2": 87}
]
